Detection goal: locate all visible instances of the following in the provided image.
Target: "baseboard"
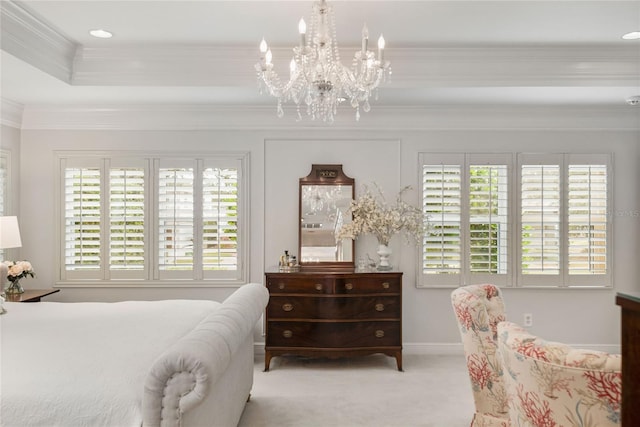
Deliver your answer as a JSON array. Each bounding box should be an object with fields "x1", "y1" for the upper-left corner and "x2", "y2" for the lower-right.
[
  {"x1": 402, "y1": 343, "x2": 465, "y2": 355},
  {"x1": 253, "y1": 342, "x2": 620, "y2": 357},
  {"x1": 252, "y1": 343, "x2": 465, "y2": 356}
]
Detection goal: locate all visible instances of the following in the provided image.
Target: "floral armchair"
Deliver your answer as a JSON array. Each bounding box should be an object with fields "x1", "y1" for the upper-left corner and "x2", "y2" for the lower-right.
[
  {"x1": 451, "y1": 284, "x2": 510, "y2": 427},
  {"x1": 497, "y1": 321, "x2": 621, "y2": 427}
]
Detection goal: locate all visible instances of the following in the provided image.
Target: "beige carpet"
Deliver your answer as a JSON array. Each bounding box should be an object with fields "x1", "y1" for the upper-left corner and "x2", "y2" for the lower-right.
[{"x1": 238, "y1": 354, "x2": 475, "y2": 427}]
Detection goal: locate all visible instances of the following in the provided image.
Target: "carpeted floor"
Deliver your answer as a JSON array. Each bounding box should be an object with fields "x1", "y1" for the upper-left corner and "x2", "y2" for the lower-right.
[{"x1": 238, "y1": 354, "x2": 475, "y2": 427}]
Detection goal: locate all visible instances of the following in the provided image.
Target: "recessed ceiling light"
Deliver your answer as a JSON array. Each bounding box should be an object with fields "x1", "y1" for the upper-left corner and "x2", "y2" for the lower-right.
[
  {"x1": 89, "y1": 29, "x2": 113, "y2": 39},
  {"x1": 622, "y1": 31, "x2": 640, "y2": 40},
  {"x1": 626, "y1": 95, "x2": 640, "y2": 106}
]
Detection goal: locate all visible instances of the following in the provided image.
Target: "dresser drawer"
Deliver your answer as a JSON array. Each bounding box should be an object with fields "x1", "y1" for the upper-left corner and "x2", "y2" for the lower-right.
[
  {"x1": 268, "y1": 295, "x2": 400, "y2": 320},
  {"x1": 335, "y1": 275, "x2": 401, "y2": 294},
  {"x1": 267, "y1": 321, "x2": 400, "y2": 348},
  {"x1": 266, "y1": 276, "x2": 334, "y2": 294}
]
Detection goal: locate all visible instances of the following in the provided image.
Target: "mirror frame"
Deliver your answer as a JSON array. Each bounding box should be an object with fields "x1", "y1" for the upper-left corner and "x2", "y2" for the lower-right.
[{"x1": 299, "y1": 164, "x2": 355, "y2": 270}]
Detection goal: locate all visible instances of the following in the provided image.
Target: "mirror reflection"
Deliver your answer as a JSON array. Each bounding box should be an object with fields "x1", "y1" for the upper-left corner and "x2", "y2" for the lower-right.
[{"x1": 300, "y1": 184, "x2": 353, "y2": 263}]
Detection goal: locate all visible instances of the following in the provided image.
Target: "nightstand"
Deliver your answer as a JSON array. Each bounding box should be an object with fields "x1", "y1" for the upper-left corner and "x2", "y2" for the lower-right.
[{"x1": 5, "y1": 289, "x2": 60, "y2": 302}]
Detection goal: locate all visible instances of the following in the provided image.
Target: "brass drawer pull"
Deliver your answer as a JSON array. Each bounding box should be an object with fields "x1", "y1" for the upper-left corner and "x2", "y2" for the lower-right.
[
  {"x1": 315, "y1": 283, "x2": 323, "y2": 291},
  {"x1": 345, "y1": 283, "x2": 353, "y2": 291},
  {"x1": 382, "y1": 282, "x2": 390, "y2": 289},
  {"x1": 375, "y1": 303, "x2": 385, "y2": 312},
  {"x1": 278, "y1": 282, "x2": 285, "y2": 290},
  {"x1": 283, "y1": 330, "x2": 293, "y2": 338},
  {"x1": 375, "y1": 330, "x2": 385, "y2": 338},
  {"x1": 282, "y1": 303, "x2": 294, "y2": 312}
]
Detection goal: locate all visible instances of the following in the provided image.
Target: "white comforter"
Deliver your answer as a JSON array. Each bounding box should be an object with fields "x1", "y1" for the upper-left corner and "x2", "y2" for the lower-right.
[{"x1": 1, "y1": 299, "x2": 221, "y2": 427}]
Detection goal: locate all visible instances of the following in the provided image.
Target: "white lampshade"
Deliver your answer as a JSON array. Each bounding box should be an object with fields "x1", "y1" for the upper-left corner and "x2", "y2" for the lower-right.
[{"x1": 0, "y1": 216, "x2": 22, "y2": 249}]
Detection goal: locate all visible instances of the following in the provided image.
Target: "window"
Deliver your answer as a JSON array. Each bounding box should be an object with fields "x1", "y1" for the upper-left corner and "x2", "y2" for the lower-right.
[
  {"x1": 420, "y1": 152, "x2": 611, "y2": 288},
  {"x1": 58, "y1": 152, "x2": 248, "y2": 285},
  {"x1": 0, "y1": 150, "x2": 8, "y2": 217},
  {"x1": 422, "y1": 154, "x2": 511, "y2": 287},
  {"x1": 0, "y1": 150, "x2": 11, "y2": 261}
]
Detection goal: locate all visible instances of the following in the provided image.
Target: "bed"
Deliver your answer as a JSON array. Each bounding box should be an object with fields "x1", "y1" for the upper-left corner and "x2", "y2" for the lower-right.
[{"x1": 0, "y1": 282, "x2": 269, "y2": 427}]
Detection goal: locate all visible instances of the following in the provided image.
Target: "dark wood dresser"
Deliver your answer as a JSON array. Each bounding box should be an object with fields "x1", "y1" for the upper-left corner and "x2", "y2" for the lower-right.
[
  {"x1": 616, "y1": 291, "x2": 640, "y2": 427},
  {"x1": 264, "y1": 270, "x2": 402, "y2": 371}
]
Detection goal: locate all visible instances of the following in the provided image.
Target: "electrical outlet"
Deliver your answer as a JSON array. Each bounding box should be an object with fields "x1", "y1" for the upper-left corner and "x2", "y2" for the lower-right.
[{"x1": 523, "y1": 313, "x2": 533, "y2": 327}]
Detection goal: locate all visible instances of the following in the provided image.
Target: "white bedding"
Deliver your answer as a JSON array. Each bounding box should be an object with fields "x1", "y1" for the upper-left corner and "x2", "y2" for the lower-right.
[{"x1": 0, "y1": 299, "x2": 221, "y2": 427}]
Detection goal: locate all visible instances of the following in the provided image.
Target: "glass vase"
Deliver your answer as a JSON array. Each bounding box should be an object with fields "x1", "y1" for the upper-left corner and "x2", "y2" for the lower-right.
[{"x1": 5, "y1": 279, "x2": 24, "y2": 295}]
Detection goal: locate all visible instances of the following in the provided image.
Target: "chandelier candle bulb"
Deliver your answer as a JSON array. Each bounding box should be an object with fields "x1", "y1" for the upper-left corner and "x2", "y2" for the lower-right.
[
  {"x1": 259, "y1": 38, "x2": 268, "y2": 68},
  {"x1": 299, "y1": 18, "x2": 306, "y2": 47},
  {"x1": 378, "y1": 35, "x2": 385, "y2": 62},
  {"x1": 362, "y1": 24, "x2": 369, "y2": 55},
  {"x1": 265, "y1": 49, "x2": 272, "y2": 65}
]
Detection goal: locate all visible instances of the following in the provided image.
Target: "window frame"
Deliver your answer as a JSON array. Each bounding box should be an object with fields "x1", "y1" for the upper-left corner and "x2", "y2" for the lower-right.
[
  {"x1": 420, "y1": 153, "x2": 513, "y2": 287},
  {"x1": 0, "y1": 149, "x2": 15, "y2": 262},
  {"x1": 55, "y1": 150, "x2": 249, "y2": 287},
  {"x1": 418, "y1": 151, "x2": 612, "y2": 289}
]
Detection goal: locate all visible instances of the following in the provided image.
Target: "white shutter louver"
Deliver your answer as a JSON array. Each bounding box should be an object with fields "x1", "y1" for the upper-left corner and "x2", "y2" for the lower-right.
[
  {"x1": 568, "y1": 165, "x2": 607, "y2": 275},
  {"x1": 109, "y1": 168, "x2": 145, "y2": 271},
  {"x1": 158, "y1": 168, "x2": 194, "y2": 271},
  {"x1": 65, "y1": 168, "x2": 101, "y2": 270},
  {"x1": 422, "y1": 164, "x2": 461, "y2": 274},
  {"x1": 202, "y1": 168, "x2": 238, "y2": 271},
  {"x1": 521, "y1": 165, "x2": 560, "y2": 275}
]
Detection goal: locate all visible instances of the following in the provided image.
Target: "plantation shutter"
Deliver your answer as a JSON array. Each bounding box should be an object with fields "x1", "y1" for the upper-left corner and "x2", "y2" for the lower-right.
[
  {"x1": 421, "y1": 154, "x2": 463, "y2": 286},
  {"x1": 0, "y1": 152, "x2": 8, "y2": 261},
  {"x1": 58, "y1": 153, "x2": 247, "y2": 284},
  {"x1": 567, "y1": 161, "x2": 608, "y2": 281},
  {"x1": 518, "y1": 153, "x2": 610, "y2": 287},
  {"x1": 0, "y1": 151, "x2": 7, "y2": 216},
  {"x1": 202, "y1": 167, "x2": 238, "y2": 272},
  {"x1": 109, "y1": 167, "x2": 145, "y2": 275},
  {"x1": 520, "y1": 161, "x2": 561, "y2": 278},
  {"x1": 64, "y1": 166, "x2": 102, "y2": 275},
  {"x1": 468, "y1": 164, "x2": 508, "y2": 275},
  {"x1": 158, "y1": 166, "x2": 194, "y2": 275}
]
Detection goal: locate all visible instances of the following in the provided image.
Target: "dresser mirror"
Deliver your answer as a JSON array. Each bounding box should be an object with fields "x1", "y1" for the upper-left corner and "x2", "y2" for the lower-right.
[{"x1": 299, "y1": 164, "x2": 355, "y2": 269}]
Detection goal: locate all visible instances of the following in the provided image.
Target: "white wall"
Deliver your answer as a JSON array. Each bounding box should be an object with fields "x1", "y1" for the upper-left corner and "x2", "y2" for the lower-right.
[{"x1": 15, "y1": 125, "x2": 640, "y2": 353}]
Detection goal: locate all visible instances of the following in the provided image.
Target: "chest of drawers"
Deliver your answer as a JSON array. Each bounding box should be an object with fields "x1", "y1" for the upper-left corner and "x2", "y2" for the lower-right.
[{"x1": 264, "y1": 271, "x2": 403, "y2": 371}]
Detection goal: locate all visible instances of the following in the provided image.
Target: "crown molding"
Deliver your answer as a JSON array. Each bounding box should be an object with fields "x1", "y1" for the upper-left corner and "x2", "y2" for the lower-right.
[
  {"x1": 68, "y1": 44, "x2": 639, "y2": 88},
  {"x1": 72, "y1": 45, "x2": 255, "y2": 86},
  {"x1": 2, "y1": 1, "x2": 637, "y2": 89},
  {"x1": 0, "y1": 0, "x2": 77, "y2": 83},
  {"x1": 389, "y1": 45, "x2": 639, "y2": 87},
  {"x1": 1, "y1": 98, "x2": 24, "y2": 129},
  {"x1": 17, "y1": 103, "x2": 640, "y2": 131}
]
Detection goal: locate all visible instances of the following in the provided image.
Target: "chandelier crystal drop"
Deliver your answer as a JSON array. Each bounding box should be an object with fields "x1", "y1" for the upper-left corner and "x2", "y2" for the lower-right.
[{"x1": 255, "y1": 0, "x2": 391, "y2": 123}]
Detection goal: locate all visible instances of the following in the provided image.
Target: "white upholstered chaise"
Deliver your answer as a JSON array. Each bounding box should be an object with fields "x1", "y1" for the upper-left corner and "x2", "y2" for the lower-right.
[{"x1": 1, "y1": 282, "x2": 269, "y2": 427}]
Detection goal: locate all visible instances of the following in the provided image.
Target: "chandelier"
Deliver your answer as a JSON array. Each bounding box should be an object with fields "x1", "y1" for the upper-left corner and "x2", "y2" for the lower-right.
[{"x1": 255, "y1": 0, "x2": 391, "y2": 123}]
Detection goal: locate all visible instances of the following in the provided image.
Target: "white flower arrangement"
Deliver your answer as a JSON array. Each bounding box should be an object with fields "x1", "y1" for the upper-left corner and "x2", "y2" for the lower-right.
[
  {"x1": 337, "y1": 184, "x2": 427, "y2": 246},
  {"x1": 4, "y1": 260, "x2": 35, "y2": 283}
]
